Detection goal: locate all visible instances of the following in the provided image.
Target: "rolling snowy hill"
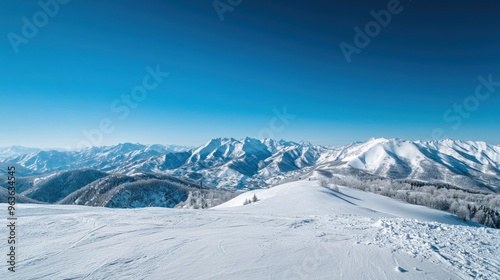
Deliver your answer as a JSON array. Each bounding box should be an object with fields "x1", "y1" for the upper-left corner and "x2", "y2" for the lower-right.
[
  {"x1": 58, "y1": 173, "x2": 211, "y2": 208},
  {"x1": 4, "y1": 180, "x2": 498, "y2": 279},
  {"x1": 21, "y1": 169, "x2": 109, "y2": 203}
]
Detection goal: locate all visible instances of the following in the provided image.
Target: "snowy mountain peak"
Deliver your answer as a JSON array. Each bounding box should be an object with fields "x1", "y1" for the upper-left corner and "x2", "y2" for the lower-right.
[
  {"x1": 367, "y1": 137, "x2": 390, "y2": 143},
  {"x1": 298, "y1": 140, "x2": 313, "y2": 146},
  {"x1": 277, "y1": 139, "x2": 299, "y2": 147}
]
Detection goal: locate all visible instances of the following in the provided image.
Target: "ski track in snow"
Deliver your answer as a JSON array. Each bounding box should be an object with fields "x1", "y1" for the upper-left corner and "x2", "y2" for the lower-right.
[
  {"x1": 373, "y1": 219, "x2": 500, "y2": 279},
  {"x1": 2, "y1": 180, "x2": 499, "y2": 280}
]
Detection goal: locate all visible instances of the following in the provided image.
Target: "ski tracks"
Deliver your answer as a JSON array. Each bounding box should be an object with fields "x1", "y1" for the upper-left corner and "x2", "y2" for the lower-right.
[{"x1": 373, "y1": 218, "x2": 500, "y2": 279}]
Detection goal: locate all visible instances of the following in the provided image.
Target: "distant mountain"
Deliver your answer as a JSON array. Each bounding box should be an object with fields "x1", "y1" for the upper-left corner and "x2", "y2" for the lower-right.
[
  {"x1": 22, "y1": 169, "x2": 109, "y2": 203},
  {"x1": 316, "y1": 138, "x2": 500, "y2": 193},
  {"x1": 2, "y1": 138, "x2": 499, "y2": 193},
  {"x1": 0, "y1": 162, "x2": 39, "y2": 177},
  {"x1": 135, "y1": 137, "x2": 324, "y2": 189},
  {"x1": 59, "y1": 172, "x2": 234, "y2": 208},
  {"x1": 59, "y1": 173, "x2": 180, "y2": 207},
  {"x1": 4, "y1": 143, "x2": 192, "y2": 173},
  {"x1": 0, "y1": 187, "x2": 41, "y2": 204},
  {"x1": 0, "y1": 146, "x2": 41, "y2": 160}
]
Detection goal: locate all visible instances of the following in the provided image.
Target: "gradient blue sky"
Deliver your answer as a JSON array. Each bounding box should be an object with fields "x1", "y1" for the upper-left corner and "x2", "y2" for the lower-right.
[{"x1": 1, "y1": 0, "x2": 499, "y2": 148}]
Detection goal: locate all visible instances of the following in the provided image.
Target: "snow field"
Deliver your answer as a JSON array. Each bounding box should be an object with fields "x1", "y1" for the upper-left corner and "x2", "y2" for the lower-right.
[{"x1": 2, "y1": 180, "x2": 498, "y2": 279}]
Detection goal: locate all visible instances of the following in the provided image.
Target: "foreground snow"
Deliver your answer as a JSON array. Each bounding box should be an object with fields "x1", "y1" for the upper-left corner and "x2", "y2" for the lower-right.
[{"x1": 3, "y1": 181, "x2": 499, "y2": 279}]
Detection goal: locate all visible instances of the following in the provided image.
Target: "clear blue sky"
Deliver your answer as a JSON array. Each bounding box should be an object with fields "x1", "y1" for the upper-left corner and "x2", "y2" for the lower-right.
[{"x1": 1, "y1": 0, "x2": 499, "y2": 148}]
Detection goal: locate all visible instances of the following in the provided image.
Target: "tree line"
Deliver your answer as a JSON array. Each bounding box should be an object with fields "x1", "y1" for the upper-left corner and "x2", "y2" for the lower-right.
[{"x1": 328, "y1": 176, "x2": 500, "y2": 228}]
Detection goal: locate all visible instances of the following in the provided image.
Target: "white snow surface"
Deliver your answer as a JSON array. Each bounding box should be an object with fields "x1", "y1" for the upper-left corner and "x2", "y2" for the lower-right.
[{"x1": 3, "y1": 180, "x2": 499, "y2": 279}]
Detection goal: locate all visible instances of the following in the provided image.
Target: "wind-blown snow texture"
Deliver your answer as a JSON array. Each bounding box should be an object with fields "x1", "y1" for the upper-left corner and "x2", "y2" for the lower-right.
[
  {"x1": 3, "y1": 138, "x2": 500, "y2": 192},
  {"x1": 4, "y1": 180, "x2": 498, "y2": 279}
]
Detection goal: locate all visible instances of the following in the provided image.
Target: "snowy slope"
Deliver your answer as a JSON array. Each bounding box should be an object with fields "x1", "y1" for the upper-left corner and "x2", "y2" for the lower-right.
[
  {"x1": 317, "y1": 138, "x2": 500, "y2": 193},
  {"x1": 4, "y1": 180, "x2": 498, "y2": 280},
  {"x1": 215, "y1": 180, "x2": 470, "y2": 225}
]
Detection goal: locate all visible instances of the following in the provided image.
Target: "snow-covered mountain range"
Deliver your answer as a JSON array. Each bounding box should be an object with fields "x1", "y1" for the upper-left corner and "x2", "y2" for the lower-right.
[
  {"x1": 3, "y1": 137, "x2": 499, "y2": 193},
  {"x1": 2, "y1": 140, "x2": 499, "y2": 279},
  {"x1": 2, "y1": 143, "x2": 192, "y2": 174},
  {"x1": 317, "y1": 138, "x2": 500, "y2": 193},
  {"x1": 0, "y1": 146, "x2": 41, "y2": 160}
]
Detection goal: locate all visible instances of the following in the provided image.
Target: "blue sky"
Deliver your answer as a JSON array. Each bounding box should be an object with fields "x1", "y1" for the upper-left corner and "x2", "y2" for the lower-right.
[{"x1": 1, "y1": 0, "x2": 499, "y2": 148}]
